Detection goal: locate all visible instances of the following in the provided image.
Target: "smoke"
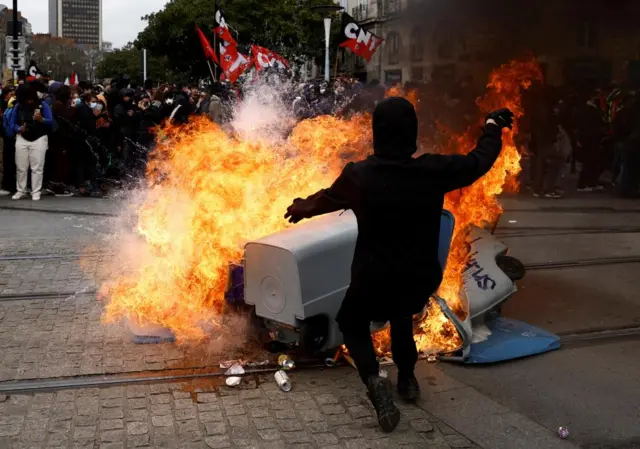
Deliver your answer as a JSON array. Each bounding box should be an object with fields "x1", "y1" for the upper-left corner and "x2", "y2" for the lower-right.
[{"x1": 231, "y1": 74, "x2": 297, "y2": 144}]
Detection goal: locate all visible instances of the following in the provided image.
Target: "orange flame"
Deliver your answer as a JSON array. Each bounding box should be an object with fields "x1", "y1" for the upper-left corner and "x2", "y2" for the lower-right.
[{"x1": 100, "y1": 58, "x2": 541, "y2": 352}]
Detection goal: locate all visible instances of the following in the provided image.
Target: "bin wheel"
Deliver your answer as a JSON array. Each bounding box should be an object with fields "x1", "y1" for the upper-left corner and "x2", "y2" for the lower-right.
[
  {"x1": 299, "y1": 315, "x2": 329, "y2": 353},
  {"x1": 495, "y1": 255, "x2": 526, "y2": 281}
]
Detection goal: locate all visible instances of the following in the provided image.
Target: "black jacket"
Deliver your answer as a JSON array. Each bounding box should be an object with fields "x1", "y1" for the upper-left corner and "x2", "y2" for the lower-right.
[{"x1": 289, "y1": 97, "x2": 504, "y2": 322}]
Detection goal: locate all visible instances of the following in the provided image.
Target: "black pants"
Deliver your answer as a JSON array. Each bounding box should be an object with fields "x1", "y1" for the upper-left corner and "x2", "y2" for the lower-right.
[
  {"x1": 578, "y1": 140, "x2": 606, "y2": 189},
  {"x1": 2, "y1": 136, "x2": 16, "y2": 192},
  {"x1": 340, "y1": 315, "x2": 418, "y2": 385}
]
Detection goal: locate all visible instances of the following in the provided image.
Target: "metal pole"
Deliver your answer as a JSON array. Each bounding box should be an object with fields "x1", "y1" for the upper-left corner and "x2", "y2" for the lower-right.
[
  {"x1": 206, "y1": 60, "x2": 216, "y2": 83},
  {"x1": 213, "y1": 32, "x2": 218, "y2": 80},
  {"x1": 142, "y1": 48, "x2": 147, "y2": 81},
  {"x1": 323, "y1": 17, "x2": 331, "y2": 82},
  {"x1": 12, "y1": 0, "x2": 19, "y2": 80}
]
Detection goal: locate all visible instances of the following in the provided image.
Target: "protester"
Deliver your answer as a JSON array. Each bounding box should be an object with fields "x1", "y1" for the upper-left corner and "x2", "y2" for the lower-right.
[
  {"x1": 284, "y1": 98, "x2": 513, "y2": 432},
  {"x1": 8, "y1": 83, "x2": 54, "y2": 201},
  {"x1": 208, "y1": 83, "x2": 224, "y2": 125},
  {"x1": 48, "y1": 85, "x2": 74, "y2": 195},
  {"x1": 0, "y1": 86, "x2": 16, "y2": 195}
]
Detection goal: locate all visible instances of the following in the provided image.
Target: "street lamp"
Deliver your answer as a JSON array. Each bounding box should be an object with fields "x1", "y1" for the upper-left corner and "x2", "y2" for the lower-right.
[{"x1": 310, "y1": 4, "x2": 343, "y2": 82}]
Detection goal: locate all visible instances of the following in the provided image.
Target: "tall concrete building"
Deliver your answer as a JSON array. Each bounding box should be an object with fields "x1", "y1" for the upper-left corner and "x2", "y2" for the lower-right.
[{"x1": 49, "y1": 0, "x2": 102, "y2": 48}]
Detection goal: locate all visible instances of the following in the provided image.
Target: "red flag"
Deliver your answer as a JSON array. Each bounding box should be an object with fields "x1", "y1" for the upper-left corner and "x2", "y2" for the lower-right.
[
  {"x1": 338, "y1": 12, "x2": 383, "y2": 62},
  {"x1": 196, "y1": 26, "x2": 218, "y2": 64},
  {"x1": 214, "y1": 7, "x2": 237, "y2": 47},
  {"x1": 250, "y1": 45, "x2": 290, "y2": 71},
  {"x1": 69, "y1": 72, "x2": 79, "y2": 86},
  {"x1": 218, "y1": 43, "x2": 251, "y2": 83},
  {"x1": 214, "y1": 26, "x2": 237, "y2": 47}
]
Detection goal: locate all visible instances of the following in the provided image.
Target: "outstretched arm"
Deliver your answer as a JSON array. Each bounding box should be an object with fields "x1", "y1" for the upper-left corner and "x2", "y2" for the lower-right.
[{"x1": 285, "y1": 163, "x2": 354, "y2": 223}]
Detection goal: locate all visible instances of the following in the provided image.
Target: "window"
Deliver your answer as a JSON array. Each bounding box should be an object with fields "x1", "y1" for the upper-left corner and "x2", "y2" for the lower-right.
[
  {"x1": 385, "y1": 0, "x2": 400, "y2": 15},
  {"x1": 387, "y1": 32, "x2": 401, "y2": 65},
  {"x1": 410, "y1": 27, "x2": 423, "y2": 62},
  {"x1": 578, "y1": 20, "x2": 596, "y2": 49},
  {"x1": 435, "y1": 23, "x2": 454, "y2": 60}
]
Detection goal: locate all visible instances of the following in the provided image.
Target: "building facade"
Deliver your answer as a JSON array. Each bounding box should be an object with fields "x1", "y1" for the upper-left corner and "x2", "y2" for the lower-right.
[
  {"x1": 49, "y1": 0, "x2": 102, "y2": 48},
  {"x1": 342, "y1": 0, "x2": 640, "y2": 88}
]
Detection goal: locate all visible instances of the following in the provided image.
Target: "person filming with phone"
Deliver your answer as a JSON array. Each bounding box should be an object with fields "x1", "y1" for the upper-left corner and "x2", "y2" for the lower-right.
[{"x1": 8, "y1": 83, "x2": 54, "y2": 201}]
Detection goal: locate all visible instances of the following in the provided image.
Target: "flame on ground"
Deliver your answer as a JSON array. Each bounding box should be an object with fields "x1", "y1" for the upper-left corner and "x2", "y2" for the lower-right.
[{"x1": 100, "y1": 58, "x2": 541, "y2": 353}]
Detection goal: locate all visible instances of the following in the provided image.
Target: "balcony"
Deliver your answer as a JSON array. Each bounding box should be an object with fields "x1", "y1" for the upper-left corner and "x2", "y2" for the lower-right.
[{"x1": 351, "y1": 4, "x2": 368, "y2": 22}]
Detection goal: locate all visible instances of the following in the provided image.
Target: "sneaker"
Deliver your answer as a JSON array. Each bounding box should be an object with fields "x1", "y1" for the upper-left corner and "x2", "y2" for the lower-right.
[
  {"x1": 0, "y1": 189, "x2": 10, "y2": 196},
  {"x1": 397, "y1": 374, "x2": 421, "y2": 402},
  {"x1": 544, "y1": 191, "x2": 564, "y2": 199},
  {"x1": 366, "y1": 375, "x2": 401, "y2": 432},
  {"x1": 32, "y1": 193, "x2": 41, "y2": 201},
  {"x1": 12, "y1": 192, "x2": 26, "y2": 200}
]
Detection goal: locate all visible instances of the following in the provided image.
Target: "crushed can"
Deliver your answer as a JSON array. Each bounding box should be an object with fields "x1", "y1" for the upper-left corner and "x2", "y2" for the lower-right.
[
  {"x1": 278, "y1": 354, "x2": 295, "y2": 370},
  {"x1": 558, "y1": 427, "x2": 569, "y2": 439},
  {"x1": 274, "y1": 370, "x2": 292, "y2": 392}
]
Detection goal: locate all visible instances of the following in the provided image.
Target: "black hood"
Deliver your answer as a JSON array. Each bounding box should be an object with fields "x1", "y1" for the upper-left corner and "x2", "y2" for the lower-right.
[{"x1": 372, "y1": 97, "x2": 418, "y2": 160}]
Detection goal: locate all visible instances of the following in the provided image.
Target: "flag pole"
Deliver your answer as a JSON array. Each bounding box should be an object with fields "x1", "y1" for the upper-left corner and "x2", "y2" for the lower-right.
[
  {"x1": 213, "y1": 31, "x2": 218, "y2": 80},
  {"x1": 206, "y1": 60, "x2": 216, "y2": 83}
]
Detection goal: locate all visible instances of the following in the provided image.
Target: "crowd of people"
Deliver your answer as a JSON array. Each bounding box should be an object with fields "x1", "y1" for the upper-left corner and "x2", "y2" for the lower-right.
[
  {"x1": 0, "y1": 72, "x2": 638, "y2": 201},
  {"x1": 523, "y1": 83, "x2": 640, "y2": 199},
  {"x1": 0, "y1": 76, "x2": 238, "y2": 200}
]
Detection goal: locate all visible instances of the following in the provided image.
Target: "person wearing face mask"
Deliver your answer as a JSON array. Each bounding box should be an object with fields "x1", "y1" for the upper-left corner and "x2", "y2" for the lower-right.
[
  {"x1": 8, "y1": 83, "x2": 54, "y2": 201},
  {"x1": 114, "y1": 88, "x2": 141, "y2": 170},
  {"x1": 70, "y1": 93, "x2": 102, "y2": 195},
  {"x1": 49, "y1": 85, "x2": 74, "y2": 196}
]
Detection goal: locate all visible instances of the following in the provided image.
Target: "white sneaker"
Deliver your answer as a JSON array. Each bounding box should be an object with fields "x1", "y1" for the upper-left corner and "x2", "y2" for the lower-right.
[
  {"x1": 12, "y1": 192, "x2": 26, "y2": 200},
  {"x1": 32, "y1": 193, "x2": 41, "y2": 201},
  {"x1": 0, "y1": 189, "x2": 10, "y2": 196}
]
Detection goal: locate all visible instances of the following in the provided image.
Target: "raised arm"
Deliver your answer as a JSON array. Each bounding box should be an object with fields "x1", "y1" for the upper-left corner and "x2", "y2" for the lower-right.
[
  {"x1": 423, "y1": 108, "x2": 513, "y2": 192},
  {"x1": 285, "y1": 162, "x2": 354, "y2": 224}
]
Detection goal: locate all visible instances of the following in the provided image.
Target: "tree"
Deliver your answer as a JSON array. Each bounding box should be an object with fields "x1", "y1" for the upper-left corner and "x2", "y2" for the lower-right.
[
  {"x1": 96, "y1": 44, "x2": 182, "y2": 84},
  {"x1": 30, "y1": 34, "x2": 89, "y2": 81},
  {"x1": 135, "y1": 0, "x2": 342, "y2": 81}
]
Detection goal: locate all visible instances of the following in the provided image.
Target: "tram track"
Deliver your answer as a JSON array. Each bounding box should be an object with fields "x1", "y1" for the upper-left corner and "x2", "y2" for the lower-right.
[
  {"x1": 0, "y1": 252, "x2": 110, "y2": 261},
  {"x1": 502, "y1": 206, "x2": 640, "y2": 214},
  {"x1": 1, "y1": 255, "x2": 639, "y2": 303},
  {"x1": 0, "y1": 325, "x2": 638, "y2": 395},
  {"x1": 523, "y1": 255, "x2": 640, "y2": 271},
  {"x1": 495, "y1": 226, "x2": 640, "y2": 239},
  {"x1": 0, "y1": 290, "x2": 97, "y2": 302}
]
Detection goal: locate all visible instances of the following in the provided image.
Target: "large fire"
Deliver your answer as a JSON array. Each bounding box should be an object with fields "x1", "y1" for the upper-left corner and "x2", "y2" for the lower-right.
[{"x1": 100, "y1": 58, "x2": 541, "y2": 354}]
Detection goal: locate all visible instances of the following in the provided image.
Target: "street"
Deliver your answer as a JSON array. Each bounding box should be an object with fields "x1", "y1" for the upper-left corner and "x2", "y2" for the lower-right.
[{"x1": 0, "y1": 193, "x2": 639, "y2": 449}]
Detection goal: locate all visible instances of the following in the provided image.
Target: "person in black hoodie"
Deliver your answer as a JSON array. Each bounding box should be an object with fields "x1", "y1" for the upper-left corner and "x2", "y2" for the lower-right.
[
  {"x1": 49, "y1": 85, "x2": 74, "y2": 194},
  {"x1": 284, "y1": 97, "x2": 513, "y2": 432},
  {"x1": 114, "y1": 88, "x2": 141, "y2": 169}
]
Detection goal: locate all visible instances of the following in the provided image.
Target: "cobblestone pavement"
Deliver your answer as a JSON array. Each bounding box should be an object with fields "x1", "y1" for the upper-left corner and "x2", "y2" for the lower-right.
[
  {"x1": 0, "y1": 294, "x2": 256, "y2": 381},
  {"x1": 0, "y1": 368, "x2": 479, "y2": 449},
  {"x1": 0, "y1": 210, "x2": 481, "y2": 448}
]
